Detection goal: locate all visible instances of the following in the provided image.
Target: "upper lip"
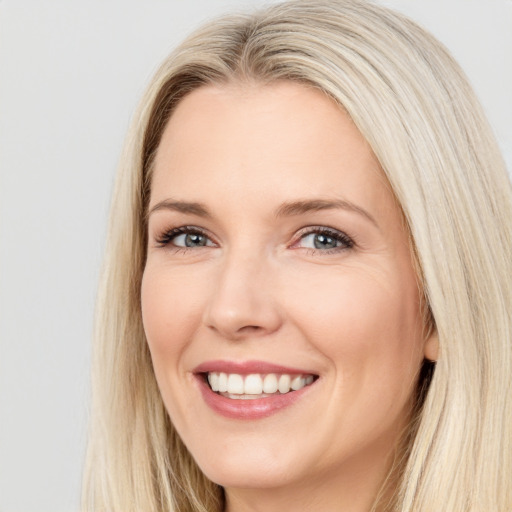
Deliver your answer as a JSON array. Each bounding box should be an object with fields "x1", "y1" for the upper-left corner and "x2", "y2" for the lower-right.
[{"x1": 193, "y1": 359, "x2": 317, "y2": 375}]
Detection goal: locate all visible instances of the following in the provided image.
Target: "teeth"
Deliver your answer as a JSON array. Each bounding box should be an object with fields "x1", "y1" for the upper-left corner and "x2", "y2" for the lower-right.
[
  {"x1": 227, "y1": 374, "x2": 244, "y2": 394},
  {"x1": 263, "y1": 374, "x2": 278, "y2": 393},
  {"x1": 206, "y1": 372, "x2": 316, "y2": 397},
  {"x1": 208, "y1": 372, "x2": 219, "y2": 392},
  {"x1": 291, "y1": 375, "x2": 305, "y2": 390},
  {"x1": 244, "y1": 374, "x2": 263, "y2": 394},
  {"x1": 278, "y1": 374, "x2": 291, "y2": 393},
  {"x1": 218, "y1": 372, "x2": 228, "y2": 393}
]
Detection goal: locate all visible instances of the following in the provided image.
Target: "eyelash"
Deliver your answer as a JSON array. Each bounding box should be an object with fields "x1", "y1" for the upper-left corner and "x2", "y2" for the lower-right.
[
  {"x1": 154, "y1": 226, "x2": 213, "y2": 248},
  {"x1": 293, "y1": 226, "x2": 354, "y2": 254},
  {"x1": 154, "y1": 225, "x2": 354, "y2": 254}
]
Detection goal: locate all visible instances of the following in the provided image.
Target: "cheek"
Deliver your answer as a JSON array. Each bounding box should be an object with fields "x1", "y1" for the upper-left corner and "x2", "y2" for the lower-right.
[
  {"x1": 140, "y1": 265, "x2": 211, "y2": 432},
  {"x1": 285, "y1": 264, "x2": 425, "y2": 396},
  {"x1": 141, "y1": 265, "x2": 204, "y2": 366}
]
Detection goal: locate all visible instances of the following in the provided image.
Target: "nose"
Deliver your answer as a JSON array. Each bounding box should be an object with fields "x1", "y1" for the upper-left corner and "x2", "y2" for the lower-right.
[{"x1": 203, "y1": 251, "x2": 282, "y2": 341}]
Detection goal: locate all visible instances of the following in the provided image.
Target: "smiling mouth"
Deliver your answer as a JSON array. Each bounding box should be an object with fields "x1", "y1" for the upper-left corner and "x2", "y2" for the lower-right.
[{"x1": 205, "y1": 372, "x2": 317, "y2": 399}]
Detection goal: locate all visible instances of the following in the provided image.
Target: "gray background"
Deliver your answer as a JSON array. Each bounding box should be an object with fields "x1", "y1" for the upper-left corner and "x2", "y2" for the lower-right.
[{"x1": 0, "y1": 1, "x2": 510, "y2": 511}]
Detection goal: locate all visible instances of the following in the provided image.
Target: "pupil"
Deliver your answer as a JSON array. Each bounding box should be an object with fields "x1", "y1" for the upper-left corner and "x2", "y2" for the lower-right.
[
  {"x1": 314, "y1": 234, "x2": 337, "y2": 249},
  {"x1": 185, "y1": 233, "x2": 206, "y2": 247}
]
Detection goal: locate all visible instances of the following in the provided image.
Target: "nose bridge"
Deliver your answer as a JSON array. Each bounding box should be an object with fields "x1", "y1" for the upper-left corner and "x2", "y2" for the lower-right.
[{"x1": 203, "y1": 242, "x2": 281, "y2": 339}]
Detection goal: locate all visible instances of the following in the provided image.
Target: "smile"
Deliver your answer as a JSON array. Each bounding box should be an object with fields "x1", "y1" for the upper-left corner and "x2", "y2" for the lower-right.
[
  {"x1": 193, "y1": 361, "x2": 319, "y2": 419},
  {"x1": 207, "y1": 372, "x2": 315, "y2": 398}
]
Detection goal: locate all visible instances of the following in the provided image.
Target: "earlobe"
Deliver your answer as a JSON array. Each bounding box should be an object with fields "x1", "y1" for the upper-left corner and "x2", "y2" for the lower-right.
[{"x1": 424, "y1": 331, "x2": 439, "y2": 362}]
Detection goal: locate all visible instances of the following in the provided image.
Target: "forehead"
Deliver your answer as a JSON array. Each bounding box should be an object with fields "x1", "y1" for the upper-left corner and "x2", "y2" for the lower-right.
[{"x1": 150, "y1": 81, "x2": 392, "y2": 216}]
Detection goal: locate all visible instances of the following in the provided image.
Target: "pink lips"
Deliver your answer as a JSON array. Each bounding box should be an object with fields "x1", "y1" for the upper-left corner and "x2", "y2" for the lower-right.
[
  {"x1": 193, "y1": 360, "x2": 317, "y2": 420},
  {"x1": 193, "y1": 359, "x2": 312, "y2": 375}
]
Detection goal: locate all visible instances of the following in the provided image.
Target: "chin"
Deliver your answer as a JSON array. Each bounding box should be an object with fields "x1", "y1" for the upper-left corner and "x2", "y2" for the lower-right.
[{"x1": 191, "y1": 443, "x2": 300, "y2": 490}]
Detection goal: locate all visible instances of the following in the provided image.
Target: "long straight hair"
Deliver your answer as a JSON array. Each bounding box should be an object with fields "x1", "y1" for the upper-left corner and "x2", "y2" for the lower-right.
[{"x1": 82, "y1": 1, "x2": 512, "y2": 510}]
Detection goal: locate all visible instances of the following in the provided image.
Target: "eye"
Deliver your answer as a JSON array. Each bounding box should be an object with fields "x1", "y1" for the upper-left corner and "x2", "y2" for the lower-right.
[
  {"x1": 155, "y1": 226, "x2": 216, "y2": 249},
  {"x1": 294, "y1": 227, "x2": 354, "y2": 252},
  {"x1": 173, "y1": 232, "x2": 212, "y2": 248}
]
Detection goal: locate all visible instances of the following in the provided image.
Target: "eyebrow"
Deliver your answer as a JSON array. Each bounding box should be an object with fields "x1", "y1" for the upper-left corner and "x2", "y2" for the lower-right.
[
  {"x1": 275, "y1": 199, "x2": 378, "y2": 227},
  {"x1": 147, "y1": 198, "x2": 378, "y2": 227},
  {"x1": 147, "y1": 199, "x2": 212, "y2": 220}
]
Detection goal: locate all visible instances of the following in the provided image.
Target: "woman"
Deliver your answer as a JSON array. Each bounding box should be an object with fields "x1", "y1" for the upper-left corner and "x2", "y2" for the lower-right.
[{"x1": 82, "y1": 1, "x2": 512, "y2": 511}]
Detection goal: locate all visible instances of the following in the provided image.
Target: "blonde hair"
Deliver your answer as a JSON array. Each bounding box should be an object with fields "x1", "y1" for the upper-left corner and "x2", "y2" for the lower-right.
[{"x1": 82, "y1": 1, "x2": 512, "y2": 510}]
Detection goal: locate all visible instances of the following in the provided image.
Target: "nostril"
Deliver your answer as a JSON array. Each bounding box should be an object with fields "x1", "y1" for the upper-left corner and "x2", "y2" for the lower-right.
[
  {"x1": 240, "y1": 325, "x2": 263, "y2": 332},
  {"x1": 207, "y1": 323, "x2": 263, "y2": 333}
]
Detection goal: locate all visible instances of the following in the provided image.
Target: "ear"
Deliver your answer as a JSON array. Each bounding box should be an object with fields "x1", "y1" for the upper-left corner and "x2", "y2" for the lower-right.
[{"x1": 424, "y1": 330, "x2": 439, "y2": 362}]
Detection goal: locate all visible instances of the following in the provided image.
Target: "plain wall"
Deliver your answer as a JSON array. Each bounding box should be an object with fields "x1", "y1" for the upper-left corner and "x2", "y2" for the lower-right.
[{"x1": 0, "y1": 1, "x2": 510, "y2": 511}]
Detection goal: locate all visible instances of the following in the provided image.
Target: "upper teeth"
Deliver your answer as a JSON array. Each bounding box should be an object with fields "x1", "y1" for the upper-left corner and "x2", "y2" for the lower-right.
[{"x1": 207, "y1": 372, "x2": 315, "y2": 395}]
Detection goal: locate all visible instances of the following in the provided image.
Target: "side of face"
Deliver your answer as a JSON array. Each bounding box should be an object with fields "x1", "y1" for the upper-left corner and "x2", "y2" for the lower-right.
[{"x1": 141, "y1": 81, "x2": 434, "y2": 496}]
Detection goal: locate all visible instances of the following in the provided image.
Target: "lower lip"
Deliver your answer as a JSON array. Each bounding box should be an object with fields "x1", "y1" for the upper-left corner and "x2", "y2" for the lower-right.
[{"x1": 195, "y1": 375, "x2": 315, "y2": 420}]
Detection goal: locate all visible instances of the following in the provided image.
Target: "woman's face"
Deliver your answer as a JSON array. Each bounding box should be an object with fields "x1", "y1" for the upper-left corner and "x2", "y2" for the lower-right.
[{"x1": 142, "y1": 82, "x2": 434, "y2": 503}]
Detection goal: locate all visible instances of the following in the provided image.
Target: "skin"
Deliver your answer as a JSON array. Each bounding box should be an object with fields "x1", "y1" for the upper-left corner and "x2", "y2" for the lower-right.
[{"x1": 141, "y1": 81, "x2": 438, "y2": 512}]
